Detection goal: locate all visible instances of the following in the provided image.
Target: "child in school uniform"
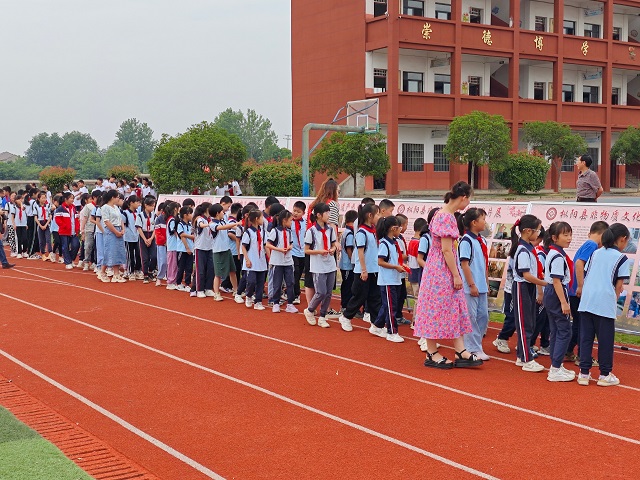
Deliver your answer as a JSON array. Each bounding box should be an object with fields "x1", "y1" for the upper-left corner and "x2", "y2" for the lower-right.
[
  {"x1": 578, "y1": 223, "x2": 631, "y2": 387},
  {"x1": 54, "y1": 192, "x2": 81, "y2": 269},
  {"x1": 191, "y1": 203, "x2": 214, "y2": 298},
  {"x1": 49, "y1": 195, "x2": 63, "y2": 264},
  {"x1": 291, "y1": 201, "x2": 307, "y2": 305},
  {"x1": 165, "y1": 202, "x2": 180, "y2": 290},
  {"x1": 531, "y1": 227, "x2": 550, "y2": 356},
  {"x1": 220, "y1": 202, "x2": 244, "y2": 295},
  {"x1": 407, "y1": 218, "x2": 427, "y2": 300},
  {"x1": 176, "y1": 206, "x2": 195, "y2": 292},
  {"x1": 35, "y1": 191, "x2": 52, "y2": 261},
  {"x1": 543, "y1": 221, "x2": 576, "y2": 382},
  {"x1": 154, "y1": 202, "x2": 167, "y2": 286},
  {"x1": 135, "y1": 196, "x2": 158, "y2": 284},
  {"x1": 458, "y1": 208, "x2": 490, "y2": 361},
  {"x1": 100, "y1": 189, "x2": 127, "y2": 283},
  {"x1": 91, "y1": 195, "x2": 105, "y2": 276},
  {"x1": 210, "y1": 203, "x2": 241, "y2": 300},
  {"x1": 235, "y1": 202, "x2": 260, "y2": 302},
  {"x1": 11, "y1": 195, "x2": 28, "y2": 257},
  {"x1": 394, "y1": 214, "x2": 410, "y2": 325},
  {"x1": 122, "y1": 196, "x2": 142, "y2": 280},
  {"x1": 267, "y1": 209, "x2": 298, "y2": 313},
  {"x1": 303, "y1": 203, "x2": 338, "y2": 328},
  {"x1": 339, "y1": 210, "x2": 358, "y2": 312},
  {"x1": 242, "y1": 209, "x2": 268, "y2": 310}
]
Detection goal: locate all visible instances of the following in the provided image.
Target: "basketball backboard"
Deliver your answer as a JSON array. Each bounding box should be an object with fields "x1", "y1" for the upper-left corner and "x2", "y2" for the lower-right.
[{"x1": 346, "y1": 99, "x2": 379, "y2": 133}]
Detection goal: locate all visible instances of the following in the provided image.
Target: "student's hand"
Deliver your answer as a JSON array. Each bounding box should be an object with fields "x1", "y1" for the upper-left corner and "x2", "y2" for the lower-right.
[
  {"x1": 536, "y1": 293, "x2": 543, "y2": 305},
  {"x1": 470, "y1": 284, "x2": 479, "y2": 297},
  {"x1": 186, "y1": 248, "x2": 192, "y2": 255},
  {"x1": 453, "y1": 274, "x2": 463, "y2": 290},
  {"x1": 286, "y1": 245, "x2": 293, "y2": 252},
  {"x1": 322, "y1": 249, "x2": 330, "y2": 256},
  {"x1": 335, "y1": 243, "x2": 342, "y2": 253},
  {"x1": 360, "y1": 271, "x2": 368, "y2": 281},
  {"x1": 246, "y1": 259, "x2": 252, "y2": 269},
  {"x1": 395, "y1": 265, "x2": 405, "y2": 273},
  {"x1": 576, "y1": 286, "x2": 582, "y2": 298},
  {"x1": 561, "y1": 302, "x2": 571, "y2": 315}
]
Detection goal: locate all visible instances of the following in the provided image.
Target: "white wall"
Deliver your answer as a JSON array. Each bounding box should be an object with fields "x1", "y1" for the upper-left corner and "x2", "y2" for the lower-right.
[
  {"x1": 397, "y1": 125, "x2": 449, "y2": 164},
  {"x1": 520, "y1": 64, "x2": 553, "y2": 98},
  {"x1": 523, "y1": 1, "x2": 554, "y2": 31},
  {"x1": 461, "y1": 0, "x2": 492, "y2": 23},
  {"x1": 461, "y1": 60, "x2": 491, "y2": 96},
  {"x1": 562, "y1": 67, "x2": 603, "y2": 103}
]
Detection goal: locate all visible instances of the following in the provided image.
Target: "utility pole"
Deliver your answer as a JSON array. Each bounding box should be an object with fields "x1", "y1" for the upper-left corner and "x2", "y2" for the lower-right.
[{"x1": 283, "y1": 134, "x2": 292, "y2": 149}]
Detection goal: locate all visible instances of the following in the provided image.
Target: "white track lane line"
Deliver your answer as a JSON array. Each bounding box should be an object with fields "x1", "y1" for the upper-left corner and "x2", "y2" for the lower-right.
[
  {"x1": 0, "y1": 348, "x2": 224, "y2": 480},
  {"x1": 2, "y1": 279, "x2": 640, "y2": 447},
  {"x1": 0, "y1": 294, "x2": 499, "y2": 480}
]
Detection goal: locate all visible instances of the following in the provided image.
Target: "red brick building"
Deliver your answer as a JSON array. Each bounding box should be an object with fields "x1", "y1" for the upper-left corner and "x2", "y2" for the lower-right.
[{"x1": 292, "y1": 0, "x2": 640, "y2": 194}]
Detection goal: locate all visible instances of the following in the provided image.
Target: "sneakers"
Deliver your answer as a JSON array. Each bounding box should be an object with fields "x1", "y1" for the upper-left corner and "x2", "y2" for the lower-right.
[
  {"x1": 65, "y1": 264, "x2": 74, "y2": 270},
  {"x1": 219, "y1": 287, "x2": 232, "y2": 293},
  {"x1": 317, "y1": 317, "x2": 330, "y2": 328},
  {"x1": 493, "y1": 338, "x2": 511, "y2": 354},
  {"x1": 272, "y1": 304, "x2": 281, "y2": 313},
  {"x1": 190, "y1": 291, "x2": 197, "y2": 297},
  {"x1": 396, "y1": 317, "x2": 412, "y2": 325},
  {"x1": 303, "y1": 309, "x2": 316, "y2": 325},
  {"x1": 135, "y1": 271, "x2": 145, "y2": 280},
  {"x1": 204, "y1": 289, "x2": 215, "y2": 297},
  {"x1": 155, "y1": 279, "x2": 163, "y2": 287},
  {"x1": 128, "y1": 274, "x2": 136, "y2": 281},
  {"x1": 2, "y1": 263, "x2": 15, "y2": 269},
  {"x1": 166, "y1": 284, "x2": 177, "y2": 290},
  {"x1": 213, "y1": 293, "x2": 224, "y2": 301},
  {"x1": 98, "y1": 273, "x2": 110, "y2": 283},
  {"x1": 369, "y1": 324, "x2": 387, "y2": 338},
  {"x1": 577, "y1": 373, "x2": 592, "y2": 386},
  {"x1": 363, "y1": 312, "x2": 371, "y2": 323},
  {"x1": 245, "y1": 298, "x2": 254, "y2": 308},
  {"x1": 83, "y1": 263, "x2": 89, "y2": 271},
  {"x1": 234, "y1": 294, "x2": 244, "y2": 304},
  {"x1": 196, "y1": 291, "x2": 206, "y2": 298},
  {"x1": 106, "y1": 267, "x2": 114, "y2": 277},
  {"x1": 58, "y1": 257, "x2": 65, "y2": 263},
  {"x1": 472, "y1": 351, "x2": 491, "y2": 361},
  {"x1": 326, "y1": 309, "x2": 341, "y2": 319},
  {"x1": 418, "y1": 337, "x2": 427, "y2": 346},
  {"x1": 538, "y1": 346, "x2": 551, "y2": 356},
  {"x1": 386, "y1": 333, "x2": 404, "y2": 343},
  {"x1": 285, "y1": 304, "x2": 298, "y2": 313},
  {"x1": 112, "y1": 274, "x2": 126, "y2": 283},
  {"x1": 292, "y1": 296, "x2": 301, "y2": 305},
  {"x1": 597, "y1": 373, "x2": 620, "y2": 387},
  {"x1": 143, "y1": 276, "x2": 150, "y2": 284},
  {"x1": 338, "y1": 315, "x2": 353, "y2": 332},
  {"x1": 548, "y1": 366, "x2": 576, "y2": 382},
  {"x1": 253, "y1": 303, "x2": 265, "y2": 311},
  {"x1": 515, "y1": 358, "x2": 524, "y2": 367},
  {"x1": 522, "y1": 360, "x2": 545, "y2": 372},
  {"x1": 565, "y1": 353, "x2": 579, "y2": 363}
]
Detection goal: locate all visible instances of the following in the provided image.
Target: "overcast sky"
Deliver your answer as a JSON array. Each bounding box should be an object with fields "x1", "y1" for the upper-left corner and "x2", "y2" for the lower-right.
[{"x1": 0, "y1": 0, "x2": 292, "y2": 155}]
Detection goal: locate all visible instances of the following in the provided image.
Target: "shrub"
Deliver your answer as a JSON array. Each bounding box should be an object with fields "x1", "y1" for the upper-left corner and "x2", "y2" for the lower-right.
[
  {"x1": 108, "y1": 165, "x2": 139, "y2": 182},
  {"x1": 39, "y1": 167, "x2": 76, "y2": 195},
  {"x1": 494, "y1": 152, "x2": 550, "y2": 194},
  {"x1": 249, "y1": 160, "x2": 302, "y2": 197}
]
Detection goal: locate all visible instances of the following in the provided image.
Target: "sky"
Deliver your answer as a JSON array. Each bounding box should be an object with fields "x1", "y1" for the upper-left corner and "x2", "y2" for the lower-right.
[{"x1": 0, "y1": 0, "x2": 292, "y2": 155}]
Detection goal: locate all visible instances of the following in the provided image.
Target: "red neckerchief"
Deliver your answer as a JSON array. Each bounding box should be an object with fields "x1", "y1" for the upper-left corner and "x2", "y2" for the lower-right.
[
  {"x1": 294, "y1": 218, "x2": 303, "y2": 244},
  {"x1": 41, "y1": 205, "x2": 46, "y2": 219},
  {"x1": 476, "y1": 233, "x2": 489, "y2": 269},
  {"x1": 253, "y1": 226, "x2": 262, "y2": 255},
  {"x1": 282, "y1": 227, "x2": 288, "y2": 249},
  {"x1": 549, "y1": 245, "x2": 574, "y2": 288},
  {"x1": 131, "y1": 210, "x2": 137, "y2": 222},
  {"x1": 392, "y1": 238, "x2": 404, "y2": 266},
  {"x1": 316, "y1": 223, "x2": 329, "y2": 250},
  {"x1": 359, "y1": 223, "x2": 377, "y2": 240},
  {"x1": 534, "y1": 246, "x2": 545, "y2": 280},
  {"x1": 18, "y1": 207, "x2": 22, "y2": 221},
  {"x1": 145, "y1": 211, "x2": 151, "y2": 231}
]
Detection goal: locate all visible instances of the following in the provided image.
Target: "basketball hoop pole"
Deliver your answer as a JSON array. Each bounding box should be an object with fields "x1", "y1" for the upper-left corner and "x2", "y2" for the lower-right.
[{"x1": 302, "y1": 123, "x2": 365, "y2": 196}]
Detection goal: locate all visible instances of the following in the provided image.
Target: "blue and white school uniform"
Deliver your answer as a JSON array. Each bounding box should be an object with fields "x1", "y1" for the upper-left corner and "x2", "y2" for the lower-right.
[
  {"x1": 339, "y1": 225, "x2": 355, "y2": 309},
  {"x1": 35, "y1": 203, "x2": 52, "y2": 254},
  {"x1": 135, "y1": 211, "x2": 158, "y2": 278},
  {"x1": 122, "y1": 210, "x2": 141, "y2": 274},
  {"x1": 291, "y1": 218, "x2": 306, "y2": 300},
  {"x1": 375, "y1": 236, "x2": 402, "y2": 335},
  {"x1": 166, "y1": 216, "x2": 179, "y2": 286},
  {"x1": 543, "y1": 245, "x2": 572, "y2": 368},
  {"x1": 342, "y1": 226, "x2": 381, "y2": 320},
  {"x1": 193, "y1": 215, "x2": 214, "y2": 292},
  {"x1": 512, "y1": 239, "x2": 539, "y2": 363},
  {"x1": 268, "y1": 226, "x2": 295, "y2": 305},
  {"x1": 175, "y1": 221, "x2": 194, "y2": 287},
  {"x1": 578, "y1": 247, "x2": 631, "y2": 376},
  {"x1": 304, "y1": 222, "x2": 337, "y2": 317},
  {"x1": 211, "y1": 218, "x2": 236, "y2": 282},
  {"x1": 459, "y1": 231, "x2": 489, "y2": 354},
  {"x1": 92, "y1": 206, "x2": 104, "y2": 268},
  {"x1": 242, "y1": 226, "x2": 268, "y2": 303}
]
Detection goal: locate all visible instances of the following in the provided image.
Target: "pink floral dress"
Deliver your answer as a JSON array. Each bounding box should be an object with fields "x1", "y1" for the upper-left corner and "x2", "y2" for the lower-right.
[{"x1": 413, "y1": 211, "x2": 472, "y2": 339}]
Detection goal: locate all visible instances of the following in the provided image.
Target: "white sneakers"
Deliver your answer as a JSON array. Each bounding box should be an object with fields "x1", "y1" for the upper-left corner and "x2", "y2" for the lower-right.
[
  {"x1": 292, "y1": 297, "x2": 301, "y2": 305},
  {"x1": 234, "y1": 294, "x2": 244, "y2": 304},
  {"x1": 303, "y1": 309, "x2": 317, "y2": 325},
  {"x1": 368, "y1": 324, "x2": 387, "y2": 338},
  {"x1": 522, "y1": 360, "x2": 545, "y2": 372},
  {"x1": 166, "y1": 284, "x2": 177, "y2": 290},
  {"x1": 577, "y1": 373, "x2": 592, "y2": 386},
  {"x1": 196, "y1": 291, "x2": 206, "y2": 298},
  {"x1": 472, "y1": 351, "x2": 491, "y2": 361},
  {"x1": 253, "y1": 303, "x2": 265, "y2": 310},
  {"x1": 245, "y1": 298, "x2": 254, "y2": 308},
  {"x1": 492, "y1": 338, "x2": 511, "y2": 354},
  {"x1": 213, "y1": 292, "x2": 224, "y2": 301},
  {"x1": 386, "y1": 333, "x2": 404, "y2": 343},
  {"x1": 65, "y1": 264, "x2": 74, "y2": 270},
  {"x1": 284, "y1": 304, "x2": 298, "y2": 313},
  {"x1": 363, "y1": 312, "x2": 371, "y2": 323},
  {"x1": 317, "y1": 317, "x2": 330, "y2": 328},
  {"x1": 272, "y1": 304, "x2": 281, "y2": 313},
  {"x1": 597, "y1": 373, "x2": 620, "y2": 387},
  {"x1": 547, "y1": 366, "x2": 576, "y2": 382},
  {"x1": 338, "y1": 315, "x2": 353, "y2": 332},
  {"x1": 204, "y1": 290, "x2": 215, "y2": 297}
]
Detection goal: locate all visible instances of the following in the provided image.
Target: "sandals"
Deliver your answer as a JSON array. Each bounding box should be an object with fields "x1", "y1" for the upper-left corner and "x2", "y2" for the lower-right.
[
  {"x1": 424, "y1": 350, "x2": 453, "y2": 370},
  {"x1": 454, "y1": 349, "x2": 483, "y2": 368}
]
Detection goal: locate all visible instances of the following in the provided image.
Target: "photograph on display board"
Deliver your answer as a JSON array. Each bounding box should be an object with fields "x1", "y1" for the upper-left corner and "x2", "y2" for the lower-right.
[
  {"x1": 488, "y1": 261, "x2": 505, "y2": 280},
  {"x1": 623, "y1": 228, "x2": 640, "y2": 255},
  {"x1": 493, "y1": 224, "x2": 514, "y2": 240},
  {"x1": 488, "y1": 280, "x2": 501, "y2": 299},
  {"x1": 489, "y1": 240, "x2": 510, "y2": 260}
]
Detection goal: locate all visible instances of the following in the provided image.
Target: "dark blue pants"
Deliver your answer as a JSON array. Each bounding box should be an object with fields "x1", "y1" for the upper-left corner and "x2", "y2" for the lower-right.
[
  {"x1": 497, "y1": 291, "x2": 516, "y2": 340},
  {"x1": 579, "y1": 312, "x2": 615, "y2": 376},
  {"x1": 293, "y1": 256, "x2": 304, "y2": 298},
  {"x1": 193, "y1": 249, "x2": 214, "y2": 292},
  {"x1": 531, "y1": 304, "x2": 550, "y2": 348},
  {"x1": 544, "y1": 284, "x2": 572, "y2": 368},
  {"x1": 395, "y1": 279, "x2": 407, "y2": 320},
  {"x1": 0, "y1": 238, "x2": 9, "y2": 266},
  {"x1": 513, "y1": 281, "x2": 536, "y2": 363},
  {"x1": 139, "y1": 235, "x2": 158, "y2": 277},
  {"x1": 246, "y1": 270, "x2": 267, "y2": 302},
  {"x1": 568, "y1": 295, "x2": 582, "y2": 355},
  {"x1": 340, "y1": 269, "x2": 354, "y2": 309},
  {"x1": 343, "y1": 273, "x2": 381, "y2": 320},
  {"x1": 375, "y1": 284, "x2": 399, "y2": 334},
  {"x1": 37, "y1": 225, "x2": 51, "y2": 254},
  {"x1": 270, "y1": 265, "x2": 295, "y2": 304},
  {"x1": 60, "y1": 235, "x2": 80, "y2": 265}
]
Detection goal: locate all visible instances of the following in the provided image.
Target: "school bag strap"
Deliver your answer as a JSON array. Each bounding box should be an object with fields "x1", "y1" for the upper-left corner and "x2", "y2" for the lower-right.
[
  {"x1": 420, "y1": 232, "x2": 431, "y2": 260},
  {"x1": 457, "y1": 235, "x2": 474, "y2": 265}
]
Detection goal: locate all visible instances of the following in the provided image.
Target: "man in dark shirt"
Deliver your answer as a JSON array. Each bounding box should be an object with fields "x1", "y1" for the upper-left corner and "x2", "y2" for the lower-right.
[{"x1": 575, "y1": 154, "x2": 603, "y2": 202}]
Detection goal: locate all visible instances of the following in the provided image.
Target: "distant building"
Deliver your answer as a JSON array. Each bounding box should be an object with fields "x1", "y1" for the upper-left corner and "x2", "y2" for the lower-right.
[{"x1": 0, "y1": 152, "x2": 18, "y2": 163}]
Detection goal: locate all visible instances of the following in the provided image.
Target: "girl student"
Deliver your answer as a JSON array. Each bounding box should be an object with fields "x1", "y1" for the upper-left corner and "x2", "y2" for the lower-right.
[
  {"x1": 543, "y1": 221, "x2": 576, "y2": 382},
  {"x1": 80, "y1": 191, "x2": 100, "y2": 270},
  {"x1": 339, "y1": 209, "x2": 358, "y2": 312},
  {"x1": 175, "y1": 206, "x2": 195, "y2": 293},
  {"x1": 266, "y1": 209, "x2": 298, "y2": 313},
  {"x1": 48, "y1": 194, "x2": 63, "y2": 263},
  {"x1": 220, "y1": 202, "x2": 244, "y2": 295},
  {"x1": 458, "y1": 207, "x2": 491, "y2": 361},
  {"x1": 35, "y1": 191, "x2": 52, "y2": 261},
  {"x1": 234, "y1": 202, "x2": 260, "y2": 303},
  {"x1": 122, "y1": 195, "x2": 143, "y2": 280},
  {"x1": 165, "y1": 202, "x2": 181, "y2": 290},
  {"x1": 372, "y1": 215, "x2": 410, "y2": 343},
  {"x1": 11, "y1": 194, "x2": 28, "y2": 257},
  {"x1": 135, "y1": 196, "x2": 158, "y2": 284},
  {"x1": 303, "y1": 203, "x2": 338, "y2": 328},
  {"x1": 191, "y1": 203, "x2": 214, "y2": 298},
  {"x1": 100, "y1": 189, "x2": 127, "y2": 283},
  {"x1": 210, "y1": 203, "x2": 241, "y2": 301},
  {"x1": 338, "y1": 203, "x2": 382, "y2": 333},
  {"x1": 154, "y1": 202, "x2": 167, "y2": 287},
  {"x1": 90, "y1": 193, "x2": 105, "y2": 276},
  {"x1": 577, "y1": 223, "x2": 631, "y2": 387},
  {"x1": 290, "y1": 201, "x2": 307, "y2": 305},
  {"x1": 242, "y1": 209, "x2": 268, "y2": 310},
  {"x1": 531, "y1": 226, "x2": 551, "y2": 356},
  {"x1": 510, "y1": 214, "x2": 548, "y2": 373}
]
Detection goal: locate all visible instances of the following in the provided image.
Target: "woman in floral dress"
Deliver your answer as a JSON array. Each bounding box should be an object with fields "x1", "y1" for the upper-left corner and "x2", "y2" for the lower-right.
[{"x1": 414, "y1": 181, "x2": 483, "y2": 369}]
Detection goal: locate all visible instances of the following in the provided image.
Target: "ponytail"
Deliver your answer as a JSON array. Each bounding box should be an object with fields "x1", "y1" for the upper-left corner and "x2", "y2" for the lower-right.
[
  {"x1": 358, "y1": 203, "x2": 379, "y2": 227},
  {"x1": 602, "y1": 223, "x2": 630, "y2": 249},
  {"x1": 444, "y1": 181, "x2": 472, "y2": 203},
  {"x1": 376, "y1": 215, "x2": 399, "y2": 240},
  {"x1": 508, "y1": 214, "x2": 541, "y2": 258}
]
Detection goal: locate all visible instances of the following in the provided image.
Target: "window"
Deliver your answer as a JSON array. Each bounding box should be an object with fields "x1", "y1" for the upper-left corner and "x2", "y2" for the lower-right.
[
  {"x1": 374, "y1": 0, "x2": 387, "y2": 17},
  {"x1": 403, "y1": 71, "x2": 424, "y2": 92},
  {"x1": 561, "y1": 158, "x2": 574, "y2": 172},
  {"x1": 584, "y1": 23, "x2": 601, "y2": 38},
  {"x1": 433, "y1": 145, "x2": 449, "y2": 172},
  {"x1": 534, "y1": 82, "x2": 546, "y2": 100},
  {"x1": 469, "y1": 8, "x2": 482, "y2": 24},
  {"x1": 535, "y1": 16, "x2": 547, "y2": 32},
  {"x1": 563, "y1": 20, "x2": 575, "y2": 35},
  {"x1": 469, "y1": 76, "x2": 481, "y2": 96},
  {"x1": 612, "y1": 87, "x2": 620, "y2": 105},
  {"x1": 403, "y1": 0, "x2": 424, "y2": 16},
  {"x1": 434, "y1": 74, "x2": 451, "y2": 94},
  {"x1": 402, "y1": 143, "x2": 424, "y2": 172},
  {"x1": 435, "y1": 2, "x2": 451, "y2": 20},
  {"x1": 583, "y1": 86, "x2": 599, "y2": 104},
  {"x1": 613, "y1": 27, "x2": 622, "y2": 41},
  {"x1": 562, "y1": 84, "x2": 574, "y2": 102},
  {"x1": 587, "y1": 147, "x2": 599, "y2": 172},
  {"x1": 373, "y1": 68, "x2": 387, "y2": 92}
]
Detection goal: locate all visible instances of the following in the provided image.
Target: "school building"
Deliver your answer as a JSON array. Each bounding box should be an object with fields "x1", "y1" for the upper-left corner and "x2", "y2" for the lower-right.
[{"x1": 291, "y1": 0, "x2": 640, "y2": 194}]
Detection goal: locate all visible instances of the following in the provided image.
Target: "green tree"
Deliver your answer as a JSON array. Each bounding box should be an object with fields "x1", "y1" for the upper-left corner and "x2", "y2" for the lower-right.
[
  {"x1": 213, "y1": 108, "x2": 279, "y2": 162},
  {"x1": 148, "y1": 122, "x2": 246, "y2": 194},
  {"x1": 250, "y1": 160, "x2": 302, "y2": 196},
  {"x1": 25, "y1": 132, "x2": 64, "y2": 166},
  {"x1": 114, "y1": 118, "x2": 156, "y2": 171},
  {"x1": 494, "y1": 152, "x2": 550, "y2": 194},
  {"x1": 39, "y1": 167, "x2": 75, "y2": 194},
  {"x1": 443, "y1": 111, "x2": 511, "y2": 189},
  {"x1": 522, "y1": 121, "x2": 588, "y2": 193},
  {"x1": 69, "y1": 151, "x2": 105, "y2": 179},
  {"x1": 103, "y1": 143, "x2": 139, "y2": 172},
  {"x1": 108, "y1": 165, "x2": 139, "y2": 181},
  {"x1": 59, "y1": 131, "x2": 99, "y2": 168},
  {"x1": 611, "y1": 126, "x2": 640, "y2": 188},
  {"x1": 311, "y1": 132, "x2": 389, "y2": 193},
  {"x1": 0, "y1": 157, "x2": 42, "y2": 180}
]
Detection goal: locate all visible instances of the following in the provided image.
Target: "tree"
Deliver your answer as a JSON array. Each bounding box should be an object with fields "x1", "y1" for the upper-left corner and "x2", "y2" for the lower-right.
[
  {"x1": 443, "y1": 111, "x2": 511, "y2": 189},
  {"x1": 148, "y1": 122, "x2": 246, "y2": 194},
  {"x1": 311, "y1": 132, "x2": 389, "y2": 193},
  {"x1": 108, "y1": 165, "x2": 139, "y2": 181},
  {"x1": 250, "y1": 160, "x2": 302, "y2": 196},
  {"x1": 70, "y1": 151, "x2": 105, "y2": 179},
  {"x1": 25, "y1": 132, "x2": 63, "y2": 167},
  {"x1": 59, "y1": 131, "x2": 99, "y2": 167},
  {"x1": 213, "y1": 108, "x2": 279, "y2": 162},
  {"x1": 493, "y1": 152, "x2": 550, "y2": 194},
  {"x1": 39, "y1": 167, "x2": 75, "y2": 194},
  {"x1": 522, "y1": 121, "x2": 588, "y2": 193},
  {"x1": 114, "y1": 118, "x2": 156, "y2": 171},
  {"x1": 104, "y1": 143, "x2": 139, "y2": 172},
  {"x1": 611, "y1": 126, "x2": 640, "y2": 188},
  {"x1": 0, "y1": 156, "x2": 42, "y2": 180}
]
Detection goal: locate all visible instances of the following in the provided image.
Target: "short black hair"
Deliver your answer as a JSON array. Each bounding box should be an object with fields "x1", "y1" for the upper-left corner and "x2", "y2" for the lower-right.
[
  {"x1": 182, "y1": 198, "x2": 196, "y2": 207},
  {"x1": 219, "y1": 195, "x2": 232, "y2": 205},
  {"x1": 581, "y1": 154, "x2": 593, "y2": 168},
  {"x1": 589, "y1": 221, "x2": 609, "y2": 234},
  {"x1": 379, "y1": 199, "x2": 395, "y2": 210},
  {"x1": 396, "y1": 213, "x2": 408, "y2": 225},
  {"x1": 344, "y1": 210, "x2": 358, "y2": 225},
  {"x1": 265, "y1": 196, "x2": 279, "y2": 207},
  {"x1": 293, "y1": 201, "x2": 306, "y2": 211}
]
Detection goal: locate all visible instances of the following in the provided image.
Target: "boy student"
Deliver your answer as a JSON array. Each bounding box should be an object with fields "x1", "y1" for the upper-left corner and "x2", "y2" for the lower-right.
[
  {"x1": 219, "y1": 196, "x2": 233, "y2": 220},
  {"x1": 567, "y1": 220, "x2": 609, "y2": 365},
  {"x1": 26, "y1": 188, "x2": 39, "y2": 258},
  {"x1": 54, "y1": 192, "x2": 80, "y2": 269},
  {"x1": 394, "y1": 213, "x2": 410, "y2": 324},
  {"x1": 378, "y1": 199, "x2": 395, "y2": 218},
  {"x1": 339, "y1": 210, "x2": 358, "y2": 311},
  {"x1": 291, "y1": 201, "x2": 307, "y2": 304},
  {"x1": 263, "y1": 196, "x2": 279, "y2": 224},
  {"x1": 220, "y1": 202, "x2": 244, "y2": 294}
]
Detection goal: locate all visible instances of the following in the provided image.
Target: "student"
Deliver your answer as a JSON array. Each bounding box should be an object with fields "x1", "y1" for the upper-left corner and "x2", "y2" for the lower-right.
[
  {"x1": 122, "y1": 195, "x2": 142, "y2": 280},
  {"x1": 99, "y1": 189, "x2": 127, "y2": 283},
  {"x1": 165, "y1": 203, "x2": 181, "y2": 290},
  {"x1": 191, "y1": 203, "x2": 214, "y2": 298},
  {"x1": 372, "y1": 215, "x2": 408, "y2": 342},
  {"x1": 11, "y1": 194, "x2": 28, "y2": 257},
  {"x1": 210, "y1": 203, "x2": 241, "y2": 300},
  {"x1": 54, "y1": 192, "x2": 81, "y2": 269},
  {"x1": 493, "y1": 255, "x2": 516, "y2": 353},
  {"x1": 417, "y1": 208, "x2": 440, "y2": 271},
  {"x1": 91, "y1": 194, "x2": 105, "y2": 275},
  {"x1": 220, "y1": 202, "x2": 244, "y2": 296},
  {"x1": 263, "y1": 196, "x2": 279, "y2": 225},
  {"x1": 303, "y1": 203, "x2": 338, "y2": 328},
  {"x1": 219, "y1": 196, "x2": 232, "y2": 220},
  {"x1": 136, "y1": 197, "x2": 158, "y2": 284},
  {"x1": 531, "y1": 226, "x2": 550, "y2": 355},
  {"x1": 79, "y1": 191, "x2": 100, "y2": 270},
  {"x1": 234, "y1": 203, "x2": 257, "y2": 303},
  {"x1": 407, "y1": 217, "x2": 427, "y2": 299},
  {"x1": 543, "y1": 221, "x2": 576, "y2": 382},
  {"x1": 378, "y1": 199, "x2": 395, "y2": 218},
  {"x1": 567, "y1": 221, "x2": 609, "y2": 365},
  {"x1": 578, "y1": 223, "x2": 631, "y2": 387},
  {"x1": 265, "y1": 203, "x2": 286, "y2": 305},
  {"x1": 35, "y1": 191, "x2": 52, "y2": 261},
  {"x1": 394, "y1": 213, "x2": 410, "y2": 324},
  {"x1": 339, "y1": 210, "x2": 358, "y2": 311},
  {"x1": 338, "y1": 203, "x2": 382, "y2": 332},
  {"x1": 175, "y1": 206, "x2": 195, "y2": 292},
  {"x1": 26, "y1": 188, "x2": 39, "y2": 258},
  {"x1": 458, "y1": 208, "x2": 490, "y2": 360},
  {"x1": 154, "y1": 202, "x2": 167, "y2": 286},
  {"x1": 242, "y1": 209, "x2": 268, "y2": 310},
  {"x1": 267, "y1": 209, "x2": 298, "y2": 313},
  {"x1": 48, "y1": 195, "x2": 63, "y2": 263},
  {"x1": 4, "y1": 191, "x2": 17, "y2": 258},
  {"x1": 510, "y1": 214, "x2": 547, "y2": 372}
]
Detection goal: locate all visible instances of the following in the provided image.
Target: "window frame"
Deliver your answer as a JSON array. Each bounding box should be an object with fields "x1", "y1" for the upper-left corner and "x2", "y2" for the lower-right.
[
  {"x1": 613, "y1": 27, "x2": 622, "y2": 41},
  {"x1": 533, "y1": 81, "x2": 546, "y2": 100},
  {"x1": 433, "y1": 144, "x2": 449, "y2": 172},
  {"x1": 468, "y1": 76, "x2": 481, "y2": 96},
  {"x1": 373, "y1": 68, "x2": 387, "y2": 93},
  {"x1": 373, "y1": 0, "x2": 387, "y2": 17},
  {"x1": 563, "y1": 20, "x2": 576, "y2": 36},
  {"x1": 584, "y1": 23, "x2": 601, "y2": 39},
  {"x1": 401, "y1": 143, "x2": 425, "y2": 172},
  {"x1": 534, "y1": 16, "x2": 547, "y2": 32},
  {"x1": 402, "y1": 71, "x2": 424, "y2": 93},
  {"x1": 403, "y1": 0, "x2": 424, "y2": 17},
  {"x1": 434, "y1": 74, "x2": 451, "y2": 94},
  {"x1": 562, "y1": 84, "x2": 575, "y2": 102},
  {"x1": 612, "y1": 87, "x2": 620, "y2": 105},
  {"x1": 583, "y1": 85, "x2": 599, "y2": 104},
  {"x1": 435, "y1": 2, "x2": 451, "y2": 20},
  {"x1": 469, "y1": 7, "x2": 482, "y2": 24}
]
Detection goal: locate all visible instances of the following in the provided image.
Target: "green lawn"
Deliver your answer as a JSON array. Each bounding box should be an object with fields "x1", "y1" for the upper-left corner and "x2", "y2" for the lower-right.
[{"x1": 0, "y1": 407, "x2": 91, "y2": 480}]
